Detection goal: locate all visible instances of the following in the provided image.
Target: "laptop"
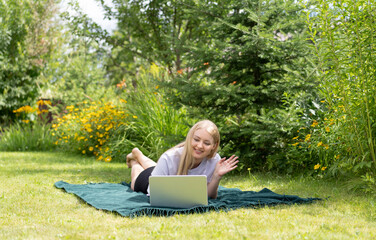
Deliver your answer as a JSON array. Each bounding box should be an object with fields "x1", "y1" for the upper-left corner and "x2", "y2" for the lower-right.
[{"x1": 149, "y1": 175, "x2": 208, "y2": 208}]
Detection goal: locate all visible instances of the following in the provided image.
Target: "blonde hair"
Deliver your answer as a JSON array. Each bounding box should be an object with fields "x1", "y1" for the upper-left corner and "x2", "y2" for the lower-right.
[{"x1": 176, "y1": 120, "x2": 220, "y2": 175}]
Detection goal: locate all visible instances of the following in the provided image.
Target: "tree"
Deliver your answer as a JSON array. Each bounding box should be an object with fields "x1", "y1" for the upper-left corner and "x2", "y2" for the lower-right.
[
  {"x1": 39, "y1": 0, "x2": 112, "y2": 105},
  {"x1": 0, "y1": 0, "x2": 59, "y2": 124},
  {"x1": 100, "y1": 0, "x2": 221, "y2": 81},
  {"x1": 167, "y1": 0, "x2": 318, "y2": 170}
]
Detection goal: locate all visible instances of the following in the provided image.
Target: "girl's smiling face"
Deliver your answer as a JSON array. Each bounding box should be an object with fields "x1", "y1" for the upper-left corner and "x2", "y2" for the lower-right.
[{"x1": 191, "y1": 128, "x2": 216, "y2": 163}]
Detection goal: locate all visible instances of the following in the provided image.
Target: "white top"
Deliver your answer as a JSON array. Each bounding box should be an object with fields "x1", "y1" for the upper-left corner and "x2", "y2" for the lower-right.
[{"x1": 147, "y1": 147, "x2": 220, "y2": 194}]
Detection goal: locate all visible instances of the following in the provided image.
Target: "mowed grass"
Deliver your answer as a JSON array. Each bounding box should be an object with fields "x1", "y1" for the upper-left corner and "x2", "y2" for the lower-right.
[{"x1": 0, "y1": 152, "x2": 375, "y2": 240}]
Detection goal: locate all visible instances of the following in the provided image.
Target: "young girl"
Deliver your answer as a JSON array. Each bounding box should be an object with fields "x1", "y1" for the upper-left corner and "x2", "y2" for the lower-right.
[{"x1": 126, "y1": 120, "x2": 239, "y2": 199}]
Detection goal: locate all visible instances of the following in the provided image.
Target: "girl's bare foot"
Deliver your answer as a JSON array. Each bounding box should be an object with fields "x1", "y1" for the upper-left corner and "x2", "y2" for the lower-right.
[{"x1": 126, "y1": 152, "x2": 136, "y2": 168}]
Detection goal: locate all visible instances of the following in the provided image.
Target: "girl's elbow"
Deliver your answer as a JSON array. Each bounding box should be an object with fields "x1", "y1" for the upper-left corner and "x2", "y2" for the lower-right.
[{"x1": 208, "y1": 192, "x2": 218, "y2": 199}]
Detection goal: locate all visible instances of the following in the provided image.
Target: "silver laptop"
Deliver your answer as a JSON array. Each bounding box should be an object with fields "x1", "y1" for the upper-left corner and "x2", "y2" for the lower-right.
[{"x1": 149, "y1": 175, "x2": 208, "y2": 208}]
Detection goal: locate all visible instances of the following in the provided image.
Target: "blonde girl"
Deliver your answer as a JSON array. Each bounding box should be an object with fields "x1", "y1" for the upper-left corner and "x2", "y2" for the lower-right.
[{"x1": 127, "y1": 120, "x2": 238, "y2": 199}]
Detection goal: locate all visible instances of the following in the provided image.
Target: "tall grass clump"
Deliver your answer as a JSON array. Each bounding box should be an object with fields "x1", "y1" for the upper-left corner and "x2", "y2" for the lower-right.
[
  {"x1": 303, "y1": 0, "x2": 376, "y2": 192},
  {"x1": 108, "y1": 64, "x2": 195, "y2": 161},
  {"x1": 0, "y1": 123, "x2": 56, "y2": 151},
  {"x1": 0, "y1": 100, "x2": 57, "y2": 151}
]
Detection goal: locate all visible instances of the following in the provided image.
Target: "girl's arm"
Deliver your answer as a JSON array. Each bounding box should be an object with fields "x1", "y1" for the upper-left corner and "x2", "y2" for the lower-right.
[{"x1": 207, "y1": 155, "x2": 239, "y2": 199}]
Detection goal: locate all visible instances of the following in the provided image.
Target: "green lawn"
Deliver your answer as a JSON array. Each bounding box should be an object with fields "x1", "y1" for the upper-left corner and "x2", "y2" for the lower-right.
[{"x1": 0, "y1": 152, "x2": 375, "y2": 240}]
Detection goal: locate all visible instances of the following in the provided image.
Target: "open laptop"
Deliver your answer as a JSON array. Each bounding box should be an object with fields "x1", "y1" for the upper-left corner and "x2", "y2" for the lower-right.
[{"x1": 149, "y1": 175, "x2": 208, "y2": 208}]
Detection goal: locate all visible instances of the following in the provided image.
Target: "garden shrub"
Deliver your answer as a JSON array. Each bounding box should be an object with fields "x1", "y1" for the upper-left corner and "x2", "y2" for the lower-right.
[
  {"x1": 51, "y1": 100, "x2": 129, "y2": 162},
  {"x1": 301, "y1": 0, "x2": 376, "y2": 192}
]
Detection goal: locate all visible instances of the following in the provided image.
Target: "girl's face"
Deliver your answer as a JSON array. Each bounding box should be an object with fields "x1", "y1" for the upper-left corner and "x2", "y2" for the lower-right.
[{"x1": 191, "y1": 128, "x2": 216, "y2": 163}]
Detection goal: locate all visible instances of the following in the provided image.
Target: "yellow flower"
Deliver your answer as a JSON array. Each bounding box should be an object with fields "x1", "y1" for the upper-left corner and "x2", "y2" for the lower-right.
[
  {"x1": 37, "y1": 99, "x2": 51, "y2": 106},
  {"x1": 292, "y1": 136, "x2": 299, "y2": 140},
  {"x1": 321, "y1": 167, "x2": 327, "y2": 171},
  {"x1": 311, "y1": 120, "x2": 318, "y2": 127},
  {"x1": 314, "y1": 164, "x2": 321, "y2": 170},
  {"x1": 292, "y1": 142, "x2": 299, "y2": 146},
  {"x1": 317, "y1": 142, "x2": 323, "y2": 147},
  {"x1": 335, "y1": 155, "x2": 340, "y2": 159},
  {"x1": 82, "y1": 150, "x2": 86, "y2": 154},
  {"x1": 305, "y1": 134, "x2": 311, "y2": 141},
  {"x1": 89, "y1": 147, "x2": 94, "y2": 151},
  {"x1": 105, "y1": 124, "x2": 113, "y2": 131},
  {"x1": 155, "y1": 85, "x2": 159, "y2": 89},
  {"x1": 22, "y1": 120, "x2": 30, "y2": 123},
  {"x1": 325, "y1": 126, "x2": 330, "y2": 132},
  {"x1": 105, "y1": 156, "x2": 112, "y2": 162},
  {"x1": 133, "y1": 115, "x2": 138, "y2": 119}
]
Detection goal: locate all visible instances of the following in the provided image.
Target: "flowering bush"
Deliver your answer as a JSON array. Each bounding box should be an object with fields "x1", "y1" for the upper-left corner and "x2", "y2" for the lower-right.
[
  {"x1": 306, "y1": 0, "x2": 376, "y2": 191},
  {"x1": 13, "y1": 105, "x2": 38, "y2": 123},
  {"x1": 12, "y1": 99, "x2": 53, "y2": 124},
  {"x1": 286, "y1": 98, "x2": 351, "y2": 177},
  {"x1": 51, "y1": 100, "x2": 130, "y2": 162}
]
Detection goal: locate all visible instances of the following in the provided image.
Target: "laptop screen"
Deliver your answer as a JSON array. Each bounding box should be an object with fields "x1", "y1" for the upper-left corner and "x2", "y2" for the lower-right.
[{"x1": 149, "y1": 175, "x2": 208, "y2": 208}]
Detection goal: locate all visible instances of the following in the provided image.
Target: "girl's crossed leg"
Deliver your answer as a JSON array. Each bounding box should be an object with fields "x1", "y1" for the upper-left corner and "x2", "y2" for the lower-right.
[{"x1": 127, "y1": 148, "x2": 157, "y2": 191}]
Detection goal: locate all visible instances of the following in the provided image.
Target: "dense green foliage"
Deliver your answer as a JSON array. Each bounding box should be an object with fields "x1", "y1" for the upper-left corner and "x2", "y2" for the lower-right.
[
  {"x1": 101, "y1": 0, "x2": 214, "y2": 76},
  {"x1": 302, "y1": 0, "x2": 376, "y2": 191},
  {"x1": 0, "y1": 0, "x2": 58, "y2": 124},
  {"x1": 166, "y1": 0, "x2": 318, "y2": 171}
]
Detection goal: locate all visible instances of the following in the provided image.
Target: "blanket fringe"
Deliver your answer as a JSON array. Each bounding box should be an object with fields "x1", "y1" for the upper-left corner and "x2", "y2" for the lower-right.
[{"x1": 129, "y1": 205, "x2": 228, "y2": 218}]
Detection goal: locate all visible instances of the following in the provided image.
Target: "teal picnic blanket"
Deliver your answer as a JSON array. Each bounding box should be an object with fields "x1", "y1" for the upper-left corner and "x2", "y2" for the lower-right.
[{"x1": 54, "y1": 181, "x2": 322, "y2": 217}]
